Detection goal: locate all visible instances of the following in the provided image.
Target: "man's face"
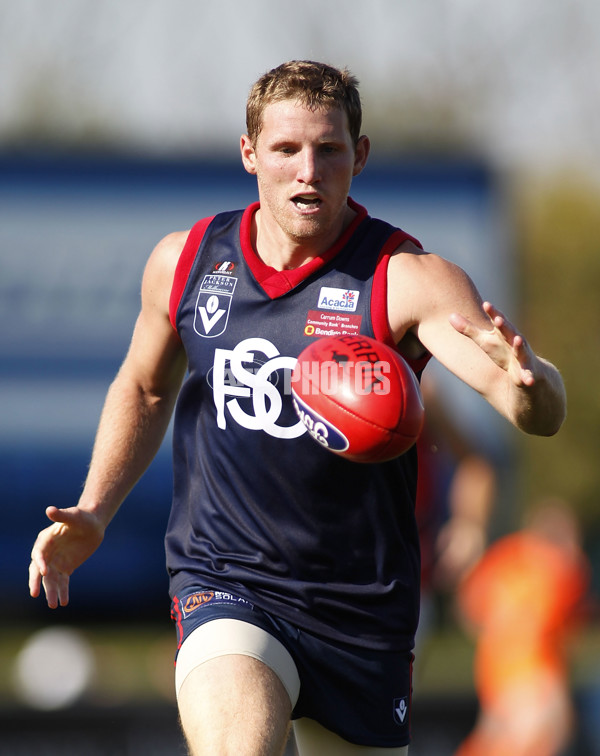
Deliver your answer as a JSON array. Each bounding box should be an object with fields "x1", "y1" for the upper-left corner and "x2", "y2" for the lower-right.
[{"x1": 241, "y1": 99, "x2": 369, "y2": 247}]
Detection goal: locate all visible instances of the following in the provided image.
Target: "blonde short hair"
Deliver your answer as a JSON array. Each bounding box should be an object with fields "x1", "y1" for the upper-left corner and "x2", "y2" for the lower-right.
[{"x1": 246, "y1": 60, "x2": 362, "y2": 146}]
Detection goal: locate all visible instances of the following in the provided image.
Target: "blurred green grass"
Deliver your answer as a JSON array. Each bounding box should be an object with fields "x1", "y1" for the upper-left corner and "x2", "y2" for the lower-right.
[
  {"x1": 2, "y1": 622, "x2": 599, "y2": 709},
  {"x1": 0, "y1": 624, "x2": 176, "y2": 708}
]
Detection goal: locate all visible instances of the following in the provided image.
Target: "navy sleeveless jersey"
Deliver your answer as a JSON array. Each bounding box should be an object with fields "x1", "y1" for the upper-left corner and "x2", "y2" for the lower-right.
[{"x1": 166, "y1": 199, "x2": 428, "y2": 651}]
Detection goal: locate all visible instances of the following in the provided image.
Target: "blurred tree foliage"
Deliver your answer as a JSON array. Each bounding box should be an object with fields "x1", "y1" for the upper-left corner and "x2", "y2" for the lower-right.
[{"x1": 515, "y1": 173, "x2": 600, "y2": 524}]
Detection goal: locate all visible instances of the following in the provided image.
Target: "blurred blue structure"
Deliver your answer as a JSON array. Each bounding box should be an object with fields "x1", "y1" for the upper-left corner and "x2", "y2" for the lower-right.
[{"x1": 0, "y1": 153, "x2": 509, "y2": 620}]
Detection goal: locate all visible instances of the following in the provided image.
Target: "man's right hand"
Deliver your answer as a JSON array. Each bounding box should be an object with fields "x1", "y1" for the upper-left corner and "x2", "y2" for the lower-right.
[{"x1": 29, "y1": 506, "x2": 105, "y2": 608}]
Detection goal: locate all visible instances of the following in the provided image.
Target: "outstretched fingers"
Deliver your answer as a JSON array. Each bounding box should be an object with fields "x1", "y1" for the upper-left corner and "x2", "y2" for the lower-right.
[
  {"x1": 29, "y1": 552, "x2": 71, "y2": 609},
  {"x1": 28, "y1": 505, "x2": 99, "y2": 609},
  {"x1": 447, "y1": 311, "x2": 474, "y2": 337},
  {"x1": 450, "y1": 301, "x2": 536, "y2": 386},
  {"x1": 43, "y1": 569, "x2": 70, "y2": 609},
  {"x1": 29, "y1": 524, "x2": 63, "y2": 609},
  {"x1": 28, "y1": 557, "x2": 43, "y2": 599},
  {"x1": 482, "y1": 301, "x2": 518, "y2": 344},
  {"x1": 483, "y1": 302, "x2": 537, "y2": 385}
]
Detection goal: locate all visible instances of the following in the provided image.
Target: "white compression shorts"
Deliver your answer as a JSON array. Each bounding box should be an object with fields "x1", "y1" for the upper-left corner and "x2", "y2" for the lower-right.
[{"x1": 175, "y1": 617, "x2": 301, "y2": 705}]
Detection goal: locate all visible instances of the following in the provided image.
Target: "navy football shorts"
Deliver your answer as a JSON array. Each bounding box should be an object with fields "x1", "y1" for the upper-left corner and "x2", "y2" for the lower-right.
[{"x1": 171, "y1": 586, "x2": 414, "y2": 748}]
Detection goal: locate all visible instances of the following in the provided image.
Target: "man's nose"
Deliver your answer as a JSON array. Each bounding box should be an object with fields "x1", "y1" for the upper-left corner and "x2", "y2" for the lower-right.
[{"x1": 296, "y1": 148, "x2": 320, "y2": 184}]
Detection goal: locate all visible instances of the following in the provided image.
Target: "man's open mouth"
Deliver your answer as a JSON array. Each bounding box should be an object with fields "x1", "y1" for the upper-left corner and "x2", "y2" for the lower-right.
[{"x1": 292, "y1": 195, "x2": 322, "y2": 208}]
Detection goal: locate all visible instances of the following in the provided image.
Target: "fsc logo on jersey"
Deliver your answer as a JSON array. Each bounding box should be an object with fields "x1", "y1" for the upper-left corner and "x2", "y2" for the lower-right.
[{"x1": 211, "y1": 338, "x2": 305, "y2": 440}]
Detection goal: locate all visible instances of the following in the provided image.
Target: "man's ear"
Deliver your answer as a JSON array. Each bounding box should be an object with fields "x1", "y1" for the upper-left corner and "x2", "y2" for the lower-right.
[
  {"x1": 352, "y1": 135, "x2": 370, "y2": 177},
  {"x1": 240, "y1": 134, "x2": 257, "y2": 175}
]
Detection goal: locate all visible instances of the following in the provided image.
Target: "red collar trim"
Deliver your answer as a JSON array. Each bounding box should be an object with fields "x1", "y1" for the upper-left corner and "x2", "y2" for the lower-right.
[{"x1": 239, "y1": 199, "x2": 368, "y2": 299}]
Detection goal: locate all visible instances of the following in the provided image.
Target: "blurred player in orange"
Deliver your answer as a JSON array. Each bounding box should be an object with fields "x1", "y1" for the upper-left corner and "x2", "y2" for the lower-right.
[{"x1": 455, "y1": 498, "x2": 589, "y2": 756}]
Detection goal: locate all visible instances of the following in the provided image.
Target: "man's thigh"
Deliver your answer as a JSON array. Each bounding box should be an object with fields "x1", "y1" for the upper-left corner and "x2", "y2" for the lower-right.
[{"x1": 178, "y1": 652, "x2": 292, "y2": 756}]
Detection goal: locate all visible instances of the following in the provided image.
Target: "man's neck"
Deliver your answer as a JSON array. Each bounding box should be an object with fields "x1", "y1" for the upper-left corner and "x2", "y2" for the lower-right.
[{"x1": 251, "y1": 204, "x2": 355, "y2": 271}]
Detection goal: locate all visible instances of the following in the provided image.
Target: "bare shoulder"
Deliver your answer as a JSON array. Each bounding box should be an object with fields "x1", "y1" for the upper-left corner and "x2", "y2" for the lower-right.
[
  {"x1": 388, "y1": 240, "x2": 472, "y2": 289},
  {"x1": 119, "y1": 230, "x2": 190, "y2": 390},
  {"x1": 387, "y1": 240, "x2": 484, "y2": 343},
  {"x1": 142, "y1": 230, "x2": 190, "y2": 304},
  {"x1": 146, "y1": 230, "x2": 190, "y2": 278}
]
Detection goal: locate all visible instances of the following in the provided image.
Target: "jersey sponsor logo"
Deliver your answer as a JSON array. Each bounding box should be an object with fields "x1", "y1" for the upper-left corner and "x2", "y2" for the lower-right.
[
  {"x1": 194, "y1": 274, "x2": 237, "y2": 337},
  {"x1": 304, "y1": 309, "x2": 362, "y2": 338},
  {"x1": 181, "y1": 590, "x2": 253, "y2": 618},
  {"x1": 318, "y1": 286, "x2": 360, "y2": 312},
  {"x1": 291, "y1": 393, "x2": 349, "y2": 453},
  {"x1": 212, "y1": 338, "x2": 305, "y2": 439},
  {"x1": 182, "y1": 591, "x2": 214, "y2": 617}
]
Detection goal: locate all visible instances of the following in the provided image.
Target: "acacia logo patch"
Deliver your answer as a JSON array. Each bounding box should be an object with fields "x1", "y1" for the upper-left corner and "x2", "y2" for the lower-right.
[{"x1": 318, "y1": 287, "x2": 360, "y2": 312}]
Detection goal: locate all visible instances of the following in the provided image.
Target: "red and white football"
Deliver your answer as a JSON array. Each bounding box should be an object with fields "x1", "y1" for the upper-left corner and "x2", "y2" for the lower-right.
[{"x1": 291, "y1": 334, "x2": 425, "y2": 463}]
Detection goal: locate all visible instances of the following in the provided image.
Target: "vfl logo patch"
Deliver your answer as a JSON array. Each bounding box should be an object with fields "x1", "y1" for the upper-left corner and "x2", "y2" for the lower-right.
[
  {"x1": 194, "y1": 274, "x2": 237, "y2": 337},
  {"x1": 318, "y1": 286, "x2": 360, "y2": 313},
  {"x1": 393, "y1": 697, "x2": 409, "y2": 725}
]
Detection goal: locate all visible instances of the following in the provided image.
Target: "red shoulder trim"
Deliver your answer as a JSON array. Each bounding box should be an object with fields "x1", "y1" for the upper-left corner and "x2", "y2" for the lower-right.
[
  {"x1": 169, "y1": 216, "x2": 215, "y2": 330},
  {"x1": 372, "y1": 230, "x2": 430, "y2": 374}
]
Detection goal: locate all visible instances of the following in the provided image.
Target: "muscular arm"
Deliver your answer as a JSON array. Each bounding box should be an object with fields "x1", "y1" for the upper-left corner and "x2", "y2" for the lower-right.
[
  {"x1": 388, "y1": 245, "x2": 566, "y2": 436},
  {"x1": 29, "y1": 231, "x2": 189, "y2": 607}
]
